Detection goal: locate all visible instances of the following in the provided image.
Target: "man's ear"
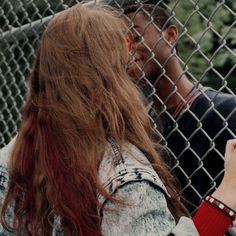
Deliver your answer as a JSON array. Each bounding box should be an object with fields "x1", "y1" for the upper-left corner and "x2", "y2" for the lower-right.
[{"x1": 163, "y1": 25, "x2": 178, "y2": 44}]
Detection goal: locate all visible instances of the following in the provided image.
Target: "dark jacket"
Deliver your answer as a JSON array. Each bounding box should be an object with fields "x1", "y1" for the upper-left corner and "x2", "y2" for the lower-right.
[{"x1": 152, "y1": 88, "x2": 236, "y2": 213}]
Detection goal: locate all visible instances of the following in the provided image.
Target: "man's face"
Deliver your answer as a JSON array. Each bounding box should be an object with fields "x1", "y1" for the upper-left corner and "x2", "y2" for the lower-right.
[{"x1": 126, "y1": 12, "x2": 172, "y2": 85}]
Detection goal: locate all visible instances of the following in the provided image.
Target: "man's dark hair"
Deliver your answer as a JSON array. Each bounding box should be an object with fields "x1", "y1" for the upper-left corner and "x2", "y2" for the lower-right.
[{"x1": 124, "y1": 4, "x2": 173, "y2": 31}]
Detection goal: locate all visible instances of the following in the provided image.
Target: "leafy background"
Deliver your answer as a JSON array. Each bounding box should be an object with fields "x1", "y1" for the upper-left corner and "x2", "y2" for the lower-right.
[
  {"x1": 171, "y1": 0, "x2": 236, "y2": 94},
  {"x1": 0, "y1": 0, "x2": 235, "y2": 146}
]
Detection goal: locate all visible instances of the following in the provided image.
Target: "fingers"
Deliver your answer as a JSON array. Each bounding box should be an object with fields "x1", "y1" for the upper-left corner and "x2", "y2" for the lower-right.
[{"x1": 225, "y1": 139, "x2": 236, "y2": 160}]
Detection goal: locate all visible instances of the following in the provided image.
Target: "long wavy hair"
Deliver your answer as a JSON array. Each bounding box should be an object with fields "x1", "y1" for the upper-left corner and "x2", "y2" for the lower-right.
[{"x1": 1, "y1": 3, "x2": 187, "y2": 236}]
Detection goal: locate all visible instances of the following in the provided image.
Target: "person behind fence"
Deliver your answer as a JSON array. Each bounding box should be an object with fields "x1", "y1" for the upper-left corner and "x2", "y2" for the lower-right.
[
  {"x1": 0, "y1": 3, "x2": 236, "y2": 236},
  {"x1": 123, "y1": 3, "x2": 236, "y2": 214}
]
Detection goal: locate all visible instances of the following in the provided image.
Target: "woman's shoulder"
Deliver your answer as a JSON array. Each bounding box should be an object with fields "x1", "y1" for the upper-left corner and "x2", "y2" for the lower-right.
[
  {"x1": 0, "y1": 137, "x2": 16, "y2": 193},
  {"x1": 98, "y1": 140, "x2": 170, "y2": 206},
  {"x1": 0, "y1": 137, "x2": 17, "y2": 167}
]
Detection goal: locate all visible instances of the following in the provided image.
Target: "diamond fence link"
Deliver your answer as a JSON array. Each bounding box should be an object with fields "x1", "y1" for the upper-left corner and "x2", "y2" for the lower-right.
[{"x1": 0, "y1": 0, "x2": 236, "y2": 215}]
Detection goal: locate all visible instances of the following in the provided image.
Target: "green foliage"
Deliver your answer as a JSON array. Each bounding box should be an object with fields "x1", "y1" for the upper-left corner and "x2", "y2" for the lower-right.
[
  {"x1": 169, "y1": 0, "x2": 236, "y2": 93},
  {"x1": 0, "y1": 0, "x2": 235, "y2": 146}
]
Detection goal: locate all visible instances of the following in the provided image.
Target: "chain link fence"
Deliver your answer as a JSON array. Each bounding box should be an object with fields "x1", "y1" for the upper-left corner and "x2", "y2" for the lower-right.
[{"x1": 1, "y1": 0, "x2": 236, "y2": 216}]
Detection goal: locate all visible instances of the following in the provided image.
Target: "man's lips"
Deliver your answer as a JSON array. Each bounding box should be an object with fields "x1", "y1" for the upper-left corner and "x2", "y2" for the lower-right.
[{"x1": 127, "y1": 58, "x2": 145, "y2": 77}]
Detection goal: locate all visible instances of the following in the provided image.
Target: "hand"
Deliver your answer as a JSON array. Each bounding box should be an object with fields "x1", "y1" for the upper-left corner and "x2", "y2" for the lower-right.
[
  {"x1": 223, "y1": 139, "x2": 236, "y2": 186},
  {"x1": 212, "y1": 139, "x2": 236, "y2": 210}
]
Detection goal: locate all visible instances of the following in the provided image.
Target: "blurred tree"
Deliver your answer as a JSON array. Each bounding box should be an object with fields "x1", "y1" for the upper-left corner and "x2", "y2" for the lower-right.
[
  {"x1": 169, "y1": 0, "x2": 236, "y2": 93},
  {"x1": 0, "y1": 0, "x2": 235, "y2": 146}
]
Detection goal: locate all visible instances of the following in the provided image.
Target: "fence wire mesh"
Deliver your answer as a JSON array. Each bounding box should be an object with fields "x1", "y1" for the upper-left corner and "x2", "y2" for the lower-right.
[{"x1": 1, "y1": 0, "x2": 236, "y2": 215}]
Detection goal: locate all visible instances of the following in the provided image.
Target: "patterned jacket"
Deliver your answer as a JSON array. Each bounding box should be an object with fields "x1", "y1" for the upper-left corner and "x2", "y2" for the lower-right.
[{"x1": 0, "y1": 137, "x2": 198, "y2": 236}]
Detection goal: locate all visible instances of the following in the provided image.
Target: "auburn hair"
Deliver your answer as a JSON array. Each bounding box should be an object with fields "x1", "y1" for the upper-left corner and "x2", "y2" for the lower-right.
[{"x1": 1, "y1": 3, "x2": 187, "y2": 236}]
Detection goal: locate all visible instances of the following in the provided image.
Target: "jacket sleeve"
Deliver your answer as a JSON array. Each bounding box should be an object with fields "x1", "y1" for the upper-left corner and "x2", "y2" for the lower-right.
[
  {"x1": 101, "y1": 181, "x2": 199, "y2": 236},
  {"x1": 0, "y1": 138, "x2": 16, "y2": 235}
]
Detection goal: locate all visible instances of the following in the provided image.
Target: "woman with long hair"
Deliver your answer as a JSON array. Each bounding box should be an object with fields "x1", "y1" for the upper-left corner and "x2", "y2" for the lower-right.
[{"x1": 0, "y1": 3, "x2": 235, "y2": 236}]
